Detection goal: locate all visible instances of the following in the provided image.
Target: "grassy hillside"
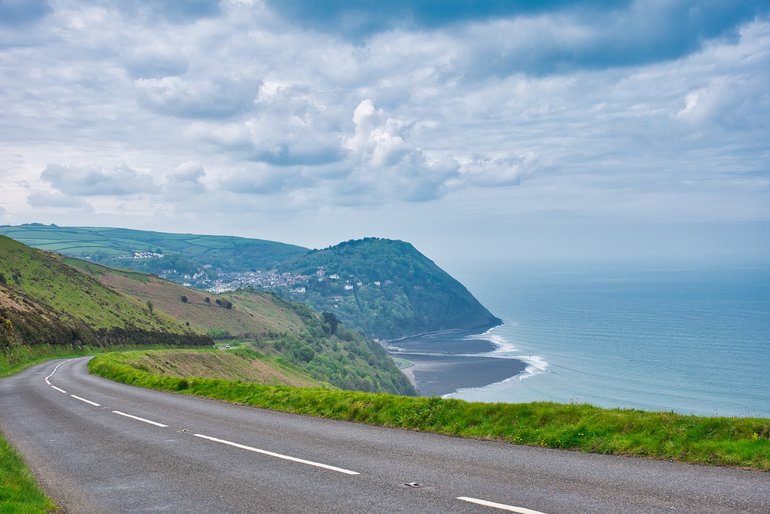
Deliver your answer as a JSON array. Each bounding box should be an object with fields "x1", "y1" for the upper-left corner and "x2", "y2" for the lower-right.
[
  {"x1": 66, "y1": 256, "x2": 415, "y2": 395},
  {"x1": 106, "y1": 348, "x2": 328, "y2": 388},
  {"x1": 281, "y1": 238, "x2": 501, "y2": 338},
  {"x1": 0, "y1": 236, "x2": 210, "y2": 370},
  {"x1": 90, "y1": 353, "x2": 770, "y2": 471},
  {"x1": 65, "y1": 257, "x2": 306, "y2": 338}
]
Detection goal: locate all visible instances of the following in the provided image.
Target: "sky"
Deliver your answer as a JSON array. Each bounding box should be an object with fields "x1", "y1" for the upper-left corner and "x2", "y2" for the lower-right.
[{"x1": 1, "y1": 0, "x2": 769, "y2": 272}]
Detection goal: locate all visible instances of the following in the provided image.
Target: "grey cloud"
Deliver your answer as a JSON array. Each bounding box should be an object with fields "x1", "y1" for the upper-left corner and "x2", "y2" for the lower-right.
[
  {"x1": 191, "y1": 85, "x2": 345, "y2": 165},
  {"x1": 135, "y1": 76, "x2": 258, "y2": 119},
  {"x1": 27, "y1": 191, "x2": 93, "y2": 210},
  {"x1": 124, "y1": 48, "x2": 188, "y2": 79},
  {"x1": 40, "y1": 164, "x2": 156, "y2": 196}
]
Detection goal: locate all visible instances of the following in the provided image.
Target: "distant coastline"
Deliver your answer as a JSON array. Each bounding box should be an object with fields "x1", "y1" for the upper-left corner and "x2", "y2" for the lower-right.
[{"x1": 387, "y1": 325, "x2": 526, "y2": 396}]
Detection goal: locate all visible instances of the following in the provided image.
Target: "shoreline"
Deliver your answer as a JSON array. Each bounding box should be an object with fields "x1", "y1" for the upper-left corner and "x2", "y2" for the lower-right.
[{"x1": 389, "y1": 324, "x2": 528, "y2": 397}]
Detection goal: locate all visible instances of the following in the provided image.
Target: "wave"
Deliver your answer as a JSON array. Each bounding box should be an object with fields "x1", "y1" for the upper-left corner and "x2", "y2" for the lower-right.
[{"x1": 468, "y1": 326, "x2": 550, "y2": 381}]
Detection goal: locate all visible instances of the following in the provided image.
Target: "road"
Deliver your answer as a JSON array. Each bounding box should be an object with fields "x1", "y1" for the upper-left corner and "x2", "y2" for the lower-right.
[{"x1": 0, "y1": 358, "x2": 768, "y2": 513}]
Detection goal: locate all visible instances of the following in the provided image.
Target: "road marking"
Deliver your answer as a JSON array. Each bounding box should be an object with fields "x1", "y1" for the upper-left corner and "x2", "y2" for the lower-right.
[
  {"x1": 51, "y1": 385, "x2": 67, "y2": 394},
  {"x1": 112, "y1": 411, "x2": 168, "y2": 428},
  {"x1": 193, "y1": 433, "x2": 360, "y2": 475},
  {"x1": 70, "y1": 394, "x2": 100, "y2": 407},
  {"x1": 457, "y1": 497, "x2": 547, "y2": 514},
  {"x1": 45, "y1": 360, "x2": 69, "y2": 386}
]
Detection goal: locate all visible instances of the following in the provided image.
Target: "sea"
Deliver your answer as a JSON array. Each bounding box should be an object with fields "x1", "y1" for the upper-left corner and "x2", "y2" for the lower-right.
[{"x1": 435, "y1": 266, "x2": 770, "y2": 418}]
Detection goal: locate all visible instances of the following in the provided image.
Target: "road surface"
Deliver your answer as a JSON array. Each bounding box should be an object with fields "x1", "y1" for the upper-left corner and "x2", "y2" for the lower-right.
[{"x1": 1, "y1": 358, "x2": 767, "y2": 513}]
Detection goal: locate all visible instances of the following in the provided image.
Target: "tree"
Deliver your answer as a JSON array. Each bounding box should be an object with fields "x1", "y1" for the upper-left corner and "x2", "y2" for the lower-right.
[
  {"x1": 180, "y1": 295, "x2": 188, "y2": 303},
  {"x1": 323, "y1": 312, "x2": 339, "y2": 335}
]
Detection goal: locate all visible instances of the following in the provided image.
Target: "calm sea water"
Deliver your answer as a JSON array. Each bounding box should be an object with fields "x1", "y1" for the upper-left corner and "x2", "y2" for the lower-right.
[{"x1": 445, "y1": 267, "x2": 770, "y2": 418}]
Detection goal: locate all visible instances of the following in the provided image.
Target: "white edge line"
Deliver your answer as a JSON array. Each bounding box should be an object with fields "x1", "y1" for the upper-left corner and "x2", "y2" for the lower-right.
[
  {"x1": 70, "y1": 394, "x2": 100, "y2": 407},
  {"x1": 193, "y1": 433, "x2": 359, "y2": 476},
  {"x1": 51, "y1": 385, "x2": 67, "y2": 394},
  {"x1": 112, "y1": 410, "x2": 168, "y2": 428},
  {"x1": 457, "y1": 497, "x2": 547, "y2": 514}
]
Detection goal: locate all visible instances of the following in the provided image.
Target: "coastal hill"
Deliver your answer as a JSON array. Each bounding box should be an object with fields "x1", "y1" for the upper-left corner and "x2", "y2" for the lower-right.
[
  {"x1": 282, "y1": 238, "x2": 501, "y2": 339},
  {"x1": 0, "y1": 224, "x2": 499, "y2": 339}
]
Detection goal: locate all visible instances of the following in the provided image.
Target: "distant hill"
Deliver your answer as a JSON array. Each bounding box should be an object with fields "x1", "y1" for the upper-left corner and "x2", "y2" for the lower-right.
[
  {"x1": 281, "y1": 238, "x2": 501, "y2": 339},
  {"x1": 0, "y1": 224, "x2": 500, "y2": 340},
  {"x1": 0, "y1": 224, "x2": 307, "y2": 275}
]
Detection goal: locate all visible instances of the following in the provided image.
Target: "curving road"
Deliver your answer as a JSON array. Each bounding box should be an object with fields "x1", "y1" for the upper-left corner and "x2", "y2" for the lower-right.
[{"x1": 0, "y1": 358, "x2": 768, "y2": 513}]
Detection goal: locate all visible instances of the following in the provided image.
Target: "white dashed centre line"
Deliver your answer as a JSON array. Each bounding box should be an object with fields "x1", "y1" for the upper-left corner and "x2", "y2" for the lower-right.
[
  {"x1": 70, "y1": 394, "x2": 100, "y2": 407},
  {"x1": 51, "y1": 385, "x2": 67, "y2": 394},
  {"x1": 193, "y1": 433, "x2": 360, "y2": 475},
  {"x1": 112, "y1": 410, "x2": 168, "y2": 428},
  {"x1": 457, "y1": 497, "x2": 547, "y2": 514}
]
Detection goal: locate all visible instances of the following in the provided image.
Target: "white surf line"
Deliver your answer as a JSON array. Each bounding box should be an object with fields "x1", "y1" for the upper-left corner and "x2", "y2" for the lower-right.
[
  {"x1": 193, "y1": 433, "x2": 359, "y2": 476},
  {"x1": 51, "y1": 385, "x2": 67, "y2": 394},
  {"x1": 112, "y1": 410, "x2": 168, "y2": 428},
  {"x1": 457, "y1": 497, "x2": 547, "y2": 514},
  {"x1": 70, "y1": 394, "x2": 100, "y2": 407}
]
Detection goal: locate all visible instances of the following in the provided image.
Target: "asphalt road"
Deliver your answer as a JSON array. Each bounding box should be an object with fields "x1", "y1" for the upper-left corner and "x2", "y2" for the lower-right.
[{"x1": 1, "y1": 358, "x2": 768, "y2": 513}]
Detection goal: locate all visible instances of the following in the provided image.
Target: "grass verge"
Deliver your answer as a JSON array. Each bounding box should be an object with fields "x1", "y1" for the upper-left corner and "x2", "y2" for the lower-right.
[
  {"x1": 90, "y1": 351, "x2": 770, "y2": 471},
  {"x1": 0, "y1": 436, "x2": 56, "y2": 513}
]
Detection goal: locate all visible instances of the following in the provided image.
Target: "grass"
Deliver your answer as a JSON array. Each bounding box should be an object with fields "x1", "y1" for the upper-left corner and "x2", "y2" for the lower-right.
[
  {"x1": 112, "y1": 348, "x2": 329, "y2": 388},
  {"x1": 0, "y1": 436, "x2": 56, "y2": 513},
  {"x1": 90, "y1": 351, "x2": 770, "y2": 471}
]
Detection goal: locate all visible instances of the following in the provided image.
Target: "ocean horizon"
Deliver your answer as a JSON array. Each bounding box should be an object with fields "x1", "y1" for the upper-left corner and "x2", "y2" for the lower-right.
[{"x1": 408, "y1": 265, "x2": 770, "y2": 418}]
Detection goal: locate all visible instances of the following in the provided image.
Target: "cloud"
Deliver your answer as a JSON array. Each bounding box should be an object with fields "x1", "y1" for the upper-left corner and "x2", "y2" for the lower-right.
[
  {"x1": 124, "y1": 46, "x2": 189, "y2": 79},
  {"x1": 99, "y1": 0, "x2": 221, "y2": 23},
  {"x1": 165, "y1": 162, "x2": 207, "y2": 194},
  {"x1": 266, "y1": 0, "x2": 624, "y2": 35},
  {"x1": 40, "y1": 164, "x2": 156, "y2": 196},
  {"x1": 220, "y1": 166, "x2": 304, "y2": 195},
  {"x1": 270, "y1": 0, "x2": 769, "y2": 74},
  {"x1": 190, "y1": 83, "x2": 344, "y2": 165},
  {"x1": 458, "y1": 153, "x2": 541, "y2": 187},
  {"x1": 27, "y1": 192, "x2": 93, "y2": 211},
  {"x1": 0, "y1": 0, "x2": 51, "y2": 27},
  {"x1": 135, "y1": 76, "x2": 258, "y2": 119}
]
